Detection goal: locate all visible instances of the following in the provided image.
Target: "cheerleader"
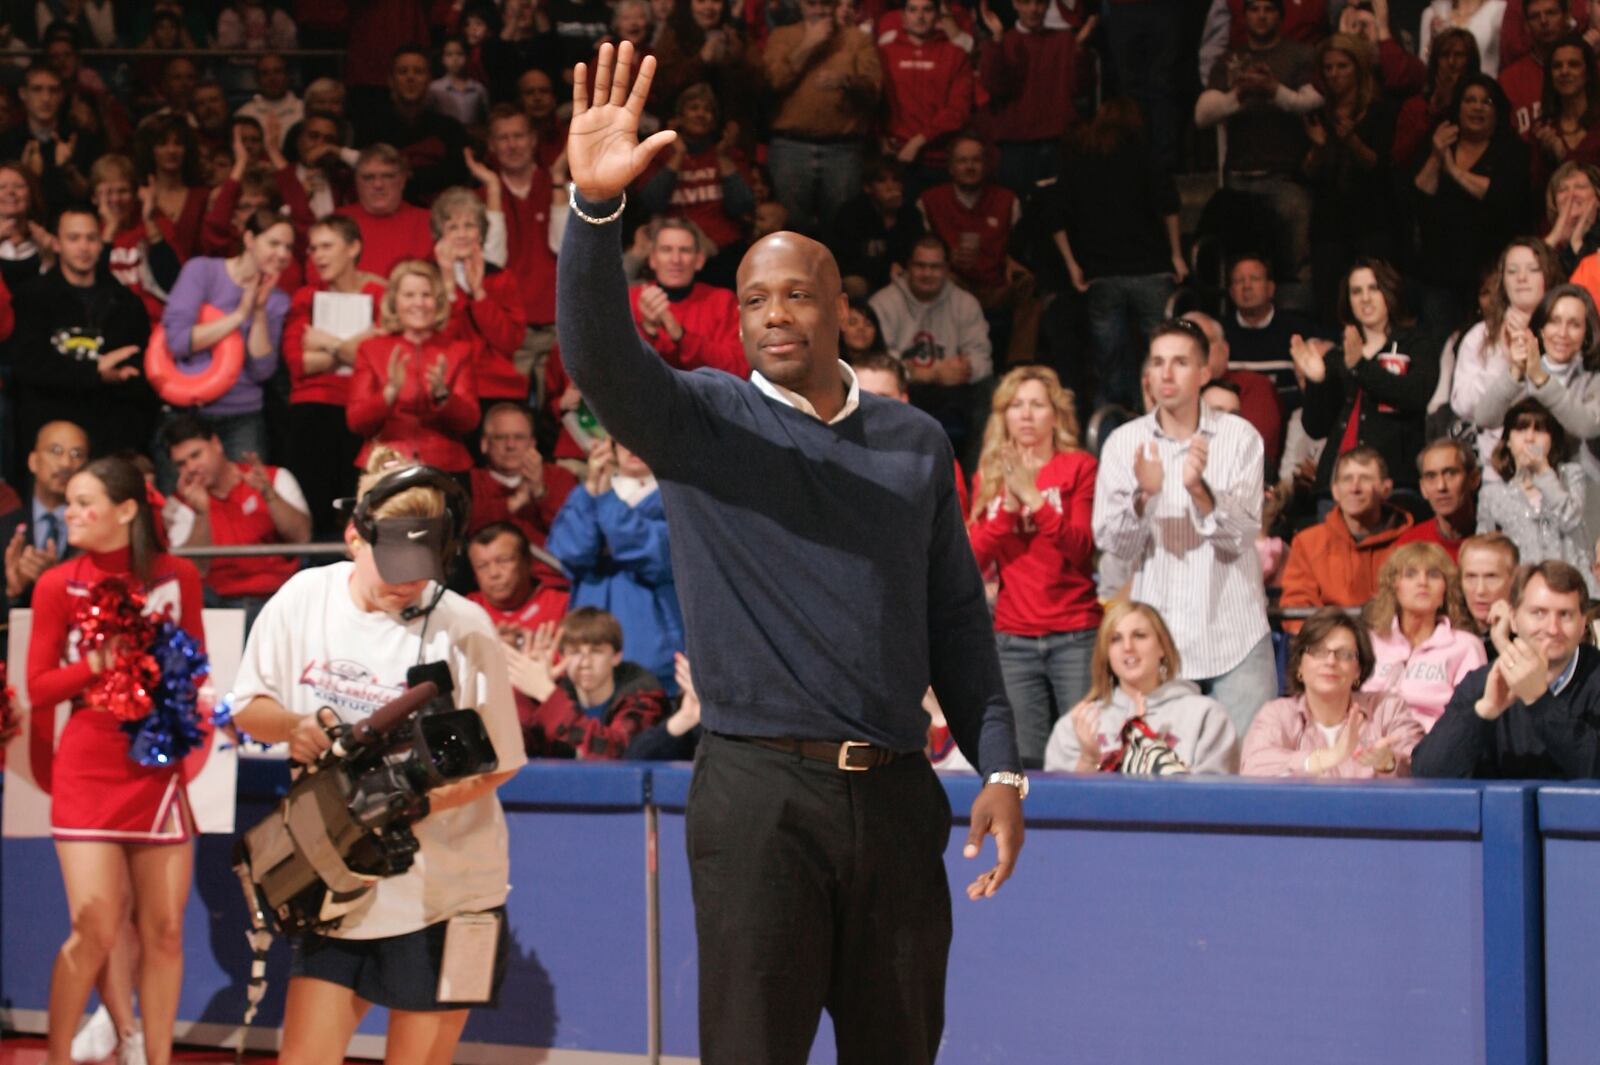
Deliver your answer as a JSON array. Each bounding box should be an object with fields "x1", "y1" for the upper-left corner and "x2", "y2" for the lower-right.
[
  {"x1": 27, "y1": 457, "x2": 205, "y2": 1065},
  {"x1": 232, "y1": 449, "x2": 525, "y2": 1065}
]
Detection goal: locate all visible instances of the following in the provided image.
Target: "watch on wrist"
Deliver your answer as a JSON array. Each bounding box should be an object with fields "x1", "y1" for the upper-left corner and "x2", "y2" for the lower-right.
[{"x1": 986, "y1": 771, "x2": 1028, "y2": 799}]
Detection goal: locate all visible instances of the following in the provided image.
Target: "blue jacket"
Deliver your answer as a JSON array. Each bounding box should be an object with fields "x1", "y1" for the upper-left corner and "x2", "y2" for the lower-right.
[{"x1": 547, "y1": 486, "x2": 684, "y2": 695}]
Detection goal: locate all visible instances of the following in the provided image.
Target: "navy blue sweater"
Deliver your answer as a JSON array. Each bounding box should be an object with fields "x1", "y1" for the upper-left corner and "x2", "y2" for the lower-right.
[{"x1": 557, "y1": 194, "x2": 1020, "y2": 775}]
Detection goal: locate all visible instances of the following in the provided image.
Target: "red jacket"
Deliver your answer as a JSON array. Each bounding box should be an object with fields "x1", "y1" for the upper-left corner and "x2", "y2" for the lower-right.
[
  {"x1": 468, "y1": 583, "x2": 570, "y2": 636},
  {"x1": 627, "y1": 282, "x2": 748, "y2": 377},
  {"x1": 968, "y1": 450, "x2": 1101, "y2": 637},
  {"x1": 445, "y1": 268, "x2": 528, "y2": 400},
  {"x1": 467, "y1": 464, "x2": 579, "y2": 549},
  {"x1": 1280, "y1": 505, "x2": 1415, "y2": 631},
  {"x1": 918, "y1": 181, "x2": 1016, "y2": 290},
  {"x1": 879, "y1": 36, "x2": 974, "y2": 164},
  {"x1": 282, "y1": 278, "x2": 387, "y2": 406},
  {"x1": 978, "y1": 28, "x2": 1078, "y2": 143},
  {"x1": 484, "y1": 169, "x2": 557, "y2": 326},
  {"x1": 347, "y1": 332, "x2": 480, "y2": 471},
  {"x1": 1393, "y1": 516, "x2": 1466, "y2": 562}
]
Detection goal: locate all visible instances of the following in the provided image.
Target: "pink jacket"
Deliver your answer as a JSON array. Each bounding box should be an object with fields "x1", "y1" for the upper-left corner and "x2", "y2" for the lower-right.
[
  {"x1": 1240, "y1": 692, "x2": 1424, "y2": 778},
  {"x1": 1362, "y1": 618, "x2": 1486, "y2": 732}
]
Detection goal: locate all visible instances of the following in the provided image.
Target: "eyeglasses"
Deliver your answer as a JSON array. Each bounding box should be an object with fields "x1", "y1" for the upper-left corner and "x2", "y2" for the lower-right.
[
  {"x1": 1303, "y1": 647, "x2": 1359, "y2": 664},
  {"x1": 44, "y1": 444, "x2": 86, "y2": 462}
]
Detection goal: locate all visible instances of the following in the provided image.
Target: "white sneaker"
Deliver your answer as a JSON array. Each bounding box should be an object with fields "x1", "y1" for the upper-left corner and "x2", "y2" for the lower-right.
[
  {"x1": 70, "y1": 1005, "x2": 118, "y2": 1062},
  {"x1": 116, "y1": 1030, "x2": 147, "y2": 1065}
]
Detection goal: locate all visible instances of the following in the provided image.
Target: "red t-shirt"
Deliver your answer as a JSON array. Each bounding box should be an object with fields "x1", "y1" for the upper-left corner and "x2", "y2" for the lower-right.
[
  {"x1": 165, "y1": 466, "x2": 306, "y2": 598},
  {"x1": 467, "y1": 584, "x2": 570, "y2": 637},
  {"x1": 919, "y1": 182, "x2": 1017, "y2": 290}
]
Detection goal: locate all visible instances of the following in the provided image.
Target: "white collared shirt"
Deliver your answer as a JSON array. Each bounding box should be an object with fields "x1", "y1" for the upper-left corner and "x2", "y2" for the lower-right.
[
  {"x1": 751, "y1": 360, "x2": 862, "y2": 425},
  {"x1": 1092, "y1": 403, "x2": 1269, "y2": 678}
]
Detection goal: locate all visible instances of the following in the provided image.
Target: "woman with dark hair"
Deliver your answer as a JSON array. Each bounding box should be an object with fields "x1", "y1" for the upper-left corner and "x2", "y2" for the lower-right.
[
  {"x1": 1413, "y1": 73, "x2": 1532, "y2": 335},
  {"x1": 1051, "y1": 97, "x2": 1185, "y2": 411},
  {"x1": 1394, "y1": 26, "x2": 1479, "y2": 168},
  {"x1": 1242, "y1": 606, "x2": 1422, "y2": 776},
  {"x1": 1292, "y1": 258, "x2": 1440, "y2": 495},
  {"x1": 135, "y1": 114, "x2": 208, "y2": 260},
  {"x1": 1304, "y1": 33, "x2": 1396, "y2": 321},
  {"x1": 160, "y1": 208, "x2": 296, "y2": 464},
  {"x1": 1532, "y1": 36, "x2": 1600, "y2": 177},
  {"x1": 840, "y1": 295, "x2": 887, "y2": 362},
  {"x1": 1473, "y1": 282, "x2": 1600, "y2": 444},
  {"x1": 1362, "y1": 541, "x2": 1486, "y2": 730},
  {"x1": 1478, "y1": 397, "x2": 1596, "y2": 590},
  {"x1": 1451, "y1": 237, "x2": 1561, "y2": 467},
  {"x1": 27, "y1": 455, "x2": 205, "y2": 1065}
]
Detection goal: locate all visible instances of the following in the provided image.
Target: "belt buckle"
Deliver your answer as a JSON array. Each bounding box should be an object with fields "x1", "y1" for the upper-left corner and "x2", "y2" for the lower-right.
[{"x1": 837, "y1": 740, "x2": 871, "y2": 771}]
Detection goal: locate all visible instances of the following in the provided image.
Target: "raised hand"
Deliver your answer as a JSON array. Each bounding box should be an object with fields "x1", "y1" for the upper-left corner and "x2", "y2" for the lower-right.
[
  {"x1": 568, "y1": 42, "x2": 679, "y2": 202},
  {"x1": 426, "y1": 353, "x2": 450, "y2": 401},
  {"x1": 1289, "y1": 333, "x2": 1326, "y2": 384},
  {"x1": 464, "y1": 146, "x2": 500, "y2": 191},
  {"x1": 176, "y1": 469, "x2": 211, "y2": 514},
  {"x1": 240, "y1": 451, "x2": 273, "y2": 497},
  {"x1": 978, "y1": 0, "x2": 1003, "y2": 38},
  {"x1": 1342, "y1": 324, "x2": 1365, "y2": 369},
  {"x1": 383, "y1": 345, "x2": 410, "y2": 405},
  {"x1": 1000, "y1": 443, "x2": 1044, "y2": 511}
]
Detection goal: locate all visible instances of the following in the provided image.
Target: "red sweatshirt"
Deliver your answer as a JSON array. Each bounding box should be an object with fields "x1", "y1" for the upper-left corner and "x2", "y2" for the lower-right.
[
  {"x1": 627, "y1": 282, "x2": 748, "y2": 377},
  {"x1": 979, "y1": 27, "x2": 1079, "y2": 143},
  {"x1": 468, "y1": 464, "x2": 579, "y2": 548},
  {"x1": 282, "y1": 278, "x2": 387, "y2": 406},
  {"x1": 107, "y1": 218, "x2": 179, "y2": 324},
  {"x1": 446, "y1": 268, "x2": 529, "y2": 400},
  {"x1": 347, "y1": 332, "x2": 480, "y2": 471},
  {"x1": 483, "y1": 169, "x2": 557, "y2": 326},
  {"x1": 1501, "y1": 54, "x2": 1544, "y2": 138},
  {"x1": 468, "y1": 584, "x2": 570, "y2": 637},
  {"x1": 879, "y1": 36, "x2": 975, "y2": 165},
  {"x1": 967, "y1": 450, "x2": 1101, "y2": 637},
  {"x1": 335, "y1": 202, "x2": 435, "y2": 280},
  {"x1": 918, "y1": 181, "x2": 1016, "y2": 290}
]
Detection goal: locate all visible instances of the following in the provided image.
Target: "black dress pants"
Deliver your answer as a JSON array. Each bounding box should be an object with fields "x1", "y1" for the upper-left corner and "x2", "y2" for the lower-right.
[{"x1": 686, "y1": 731, "x2": 954, "y2": 1065}]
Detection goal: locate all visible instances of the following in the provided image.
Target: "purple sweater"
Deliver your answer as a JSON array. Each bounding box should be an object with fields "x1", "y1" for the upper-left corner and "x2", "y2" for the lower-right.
[{"x1": 160, "y1": 256, "x2": 289, "y2": 416}]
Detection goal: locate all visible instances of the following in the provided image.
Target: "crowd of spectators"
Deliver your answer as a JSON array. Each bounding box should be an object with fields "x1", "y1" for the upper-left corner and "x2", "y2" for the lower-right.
[{"x1": 4, "y1": 0, "x2": 1600, "y2": 780}]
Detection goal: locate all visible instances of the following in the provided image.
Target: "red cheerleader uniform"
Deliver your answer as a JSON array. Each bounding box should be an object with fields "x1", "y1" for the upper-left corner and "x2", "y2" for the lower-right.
[{"x1": 26, "y1": 547, "x2": 206, "y2": 844}]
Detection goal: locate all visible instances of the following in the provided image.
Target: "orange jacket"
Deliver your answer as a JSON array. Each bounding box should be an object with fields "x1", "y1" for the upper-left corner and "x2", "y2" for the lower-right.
[{"x1": 1279, "y1": 505, "x2": 1414, "y2": 632}]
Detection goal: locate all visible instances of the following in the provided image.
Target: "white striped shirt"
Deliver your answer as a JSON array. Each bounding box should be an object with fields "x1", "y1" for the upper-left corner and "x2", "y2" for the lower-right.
[{"x1": 1092, "y1": 404, "x2": 1269, "y2": 678}]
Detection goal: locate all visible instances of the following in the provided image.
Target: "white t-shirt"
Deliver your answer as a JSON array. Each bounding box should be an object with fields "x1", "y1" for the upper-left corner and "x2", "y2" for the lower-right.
[{"x1": 233, "y1": 562, "x2": 527, "y2": 939}]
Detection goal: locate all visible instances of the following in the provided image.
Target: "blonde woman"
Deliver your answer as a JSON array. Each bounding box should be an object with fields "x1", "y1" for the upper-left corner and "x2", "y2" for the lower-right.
[
  {"x1": 346, "y1": 260, "x2": 481, "y2": 472},
  {"x1": 1361, "y1": 541, "x2": 1487, "y2": 731},
  {"x1": 233, "y1": 449, "x2": 524, "y2": 1065},
  {"x1": 968, "y1": 366, "x2": 1100, "y2": 767},
  {"x1": 1043, "y1": 601, "x2": 1238, "y2": 775}
]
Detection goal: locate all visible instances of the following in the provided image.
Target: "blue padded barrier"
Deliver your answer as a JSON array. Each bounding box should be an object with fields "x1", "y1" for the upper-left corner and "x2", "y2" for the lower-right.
[{"x1": 1537, "y1": 785, "x2": 1600, "y2": 1065}]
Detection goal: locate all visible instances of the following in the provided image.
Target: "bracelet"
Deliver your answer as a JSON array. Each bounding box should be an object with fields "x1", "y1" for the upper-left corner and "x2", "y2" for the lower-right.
[{"x1": 568, "y1": 183, "x2": 626, "y2": 225}]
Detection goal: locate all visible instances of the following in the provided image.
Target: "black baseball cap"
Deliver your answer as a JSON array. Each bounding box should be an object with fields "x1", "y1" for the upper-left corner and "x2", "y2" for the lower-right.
[{"x1": 370, "y1": 515, "x2": 451, "y2": 584}]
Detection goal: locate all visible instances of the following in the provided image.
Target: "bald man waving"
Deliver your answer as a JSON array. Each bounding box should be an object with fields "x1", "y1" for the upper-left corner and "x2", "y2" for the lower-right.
[{"x1": 558, "y1": 43, "x2": 1024, "y2": 1065}]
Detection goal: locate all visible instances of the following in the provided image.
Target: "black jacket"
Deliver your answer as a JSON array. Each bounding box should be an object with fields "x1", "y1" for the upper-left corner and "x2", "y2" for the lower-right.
[
  {"x1": 8, "y1": 266, "x2": 155, "y2": 458},
  {"x1": 1413, "y1": 645, "x2": 1600, "y2": 779},
  {"x1": 1302, "y1": 323, "x2": 1440, "y2": 493}
]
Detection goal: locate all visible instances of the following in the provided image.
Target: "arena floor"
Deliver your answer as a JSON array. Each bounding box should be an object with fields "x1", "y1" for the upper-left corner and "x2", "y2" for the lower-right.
[{"x1": 0, "y1": 1038, "x2": 369, "y2": 1063}]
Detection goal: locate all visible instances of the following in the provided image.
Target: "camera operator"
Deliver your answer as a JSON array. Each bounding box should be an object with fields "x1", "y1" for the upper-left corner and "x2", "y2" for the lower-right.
[{"x1": 231, "y1": 448, "x2": 525, "y2": 1065}]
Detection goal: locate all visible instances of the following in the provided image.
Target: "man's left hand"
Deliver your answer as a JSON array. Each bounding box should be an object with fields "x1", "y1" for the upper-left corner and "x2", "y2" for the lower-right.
[{"x1": 964, "y1": 781, "x2": 1023, "y2": 899}]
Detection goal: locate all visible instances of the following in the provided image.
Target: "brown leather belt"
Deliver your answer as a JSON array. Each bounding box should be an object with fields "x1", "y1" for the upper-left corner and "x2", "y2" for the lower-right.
[{"x1": 738, "y1": 735, "x2": 915, "y2": 771}]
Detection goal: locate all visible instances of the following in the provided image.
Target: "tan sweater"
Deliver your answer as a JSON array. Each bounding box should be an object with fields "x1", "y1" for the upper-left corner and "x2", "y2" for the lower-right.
[{"x1": 764, "y1": 23, "x2": 883, "y2": 139}]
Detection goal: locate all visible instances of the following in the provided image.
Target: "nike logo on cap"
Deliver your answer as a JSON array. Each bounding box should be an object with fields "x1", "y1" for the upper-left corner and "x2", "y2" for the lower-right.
[{"x1": 407, "y1": 529, "x2": 427, "y2": 540}]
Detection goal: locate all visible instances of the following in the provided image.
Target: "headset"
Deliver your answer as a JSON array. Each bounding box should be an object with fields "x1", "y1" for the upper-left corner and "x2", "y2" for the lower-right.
[{"x1": 345, "y1": 465, "x2": 471, "y2": 622}]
